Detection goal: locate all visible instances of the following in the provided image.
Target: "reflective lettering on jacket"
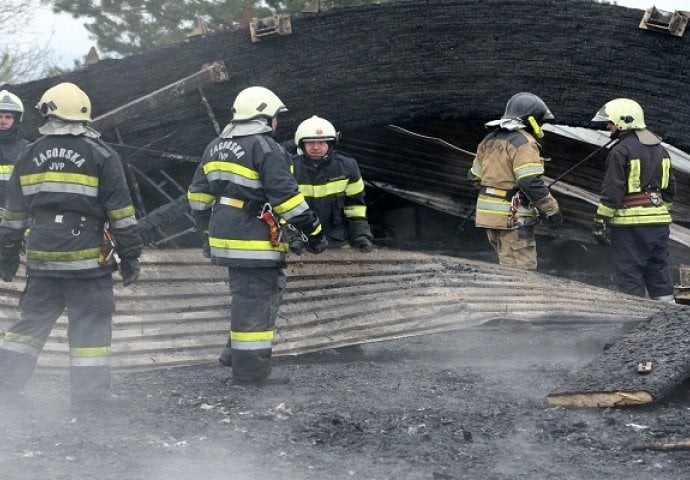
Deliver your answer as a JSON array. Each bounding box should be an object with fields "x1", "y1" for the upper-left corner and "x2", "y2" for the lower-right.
[
  {"x1": 472, "y1": 129, "x2": 549, "y2": 229},
  {"x1": 188, "y1": 131, "x2": 320, "y2": 267},
  {"x1": 1, "y1": 135, "x2": 141, "y2": 276},
  {"x1": 596, "y1": 132, "x2": 675, "y2": 227}
]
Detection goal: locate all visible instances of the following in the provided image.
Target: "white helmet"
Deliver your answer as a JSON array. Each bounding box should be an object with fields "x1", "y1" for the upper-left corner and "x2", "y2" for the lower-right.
[
  {"x1": 37, "y1": 82, "x2": 92, "y2": 122},
  {"x1": 232, "y1": 86, "x2": 287, "y2": 122},
  {"x1": 0, "y1": 90, "x2": 25, "y2": 121},
  {"x1": 592, "y1": 98, "x2": 646, "y2": 131},
  {"x1": 294, "y1": 115, "x2": 338, "y2": 145}
]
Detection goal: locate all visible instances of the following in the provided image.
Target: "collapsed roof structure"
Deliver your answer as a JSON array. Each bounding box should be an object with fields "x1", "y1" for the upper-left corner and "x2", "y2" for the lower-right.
[{"x1": 2, "y1": 0, "x2": 689, "y2": 249}]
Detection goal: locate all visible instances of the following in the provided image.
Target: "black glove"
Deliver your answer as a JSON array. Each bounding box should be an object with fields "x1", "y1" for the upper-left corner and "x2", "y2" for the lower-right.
[
  {"x1": 592, "y1": 217, "x2": 611, "y2": 247},
  {"x1": 544, "y1": 211, "x2": 563, "y2": 230},
  {"x1": 0, "y1": 253, "x2": 19, "y2": 282},
  {"x1": 0, "y1": 228, "x2": 22, "y2": 282},
  {"x1": 120, "y1": 257, "x2": 141, "y2": 286},
  {"x1": 202, "y1": 234, "x2": 211, "y2": 259},
  {"x1": 306, "y1": 232, "x2": 328, "y2": 254},
  {"x1": 284, "y1": 224, "x2": 305, "y2": 255},
  {"x1": 351, "y1": 236, "x2": 374, "y2": 253}
]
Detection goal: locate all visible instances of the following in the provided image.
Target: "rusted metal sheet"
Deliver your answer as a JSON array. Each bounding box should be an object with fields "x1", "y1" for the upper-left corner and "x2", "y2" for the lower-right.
[{"x1": 0, "y1": 248, "x2": 672, "y2": 372}]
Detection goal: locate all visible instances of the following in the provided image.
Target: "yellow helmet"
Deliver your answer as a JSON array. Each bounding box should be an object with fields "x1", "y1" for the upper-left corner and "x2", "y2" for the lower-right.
[
  {"x1": 36, "y1": 82, "x2": 92, "y2": 122},
  {"x1": 0, "y1": 90, "x2": 24, "y2": 121},
  {"x1": 232, "y1": 86, "x2": 287, "y2": 122},
  {"x1": 294, "y1": 115, "x2": 338, "y2": 145},
  {"x1": 592, "y1": 98, "x2": 645, "y2": 130}
]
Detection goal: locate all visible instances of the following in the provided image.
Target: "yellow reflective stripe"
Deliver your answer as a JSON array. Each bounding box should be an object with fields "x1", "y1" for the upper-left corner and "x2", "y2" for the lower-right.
[
  {"x1": 513, "y1": 162, "x2": 544, "y2": 180},
  {"x1": 609, "y1": 205, "x2": 672, "y2": 225},
  {"x1": 27, "y1": 247, "x2": 100, "y2": 261},
  {"x1": 344, "y1": 205, "x2": 366, "y2": 218},
  {"x1": 309, "y1": 224, "x2": 322, "y2": 236},
  {"x1": 298, "y1": 179, "x2": 349, "y2": 198},
  {"x1": 187, "y1": 191, "x2": 216, "y2": 209},
  {"x1": 627, "y1": 159, "x2": 641, "y2": 193},
  {"x1": 20, "y1": 171, "x2": 99, "y2": 187},
  {"x1": 470, "y1": 160, "x2": 482, "y2": 178},
  {"x1": 4, "y1": 332, "x2": 44, "y2": 349},
  {"x1": 661, "y1": 157, "x2": 671, "y2": 189},
  {"x1": 596, "y1": 203, "x2": 616, "y2": 218},
  {"x1": 2, "y1": 209, "x2": 28, "y2": 222},
  {"x1": 273, "y1": 192, "x2": 306, "y2": 215},
  {"x1": 231, "y1": 330, "x2": 274, "y2": 342},
  {"x1": 345, "y1": 178, "x2": 365, "y2": 196},
  {"x1": 209, "y1": 237, "x2": 289, "y2": 252},
  {"x1": 71, "y1": 346, "x2": 111, "y2": 357},
  {"x1": 0, "y1": 165, "x2": 13, "y2": 173},
  {"x1": 108, "y1": 205, "x2": 135, "y2": 220},
  {"x1": 203, "y1": 161, "x2": 259, "y2": 180}
]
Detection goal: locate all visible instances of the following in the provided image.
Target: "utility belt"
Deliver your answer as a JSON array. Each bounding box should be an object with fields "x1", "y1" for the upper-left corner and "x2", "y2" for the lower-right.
[
  {"x1": 623, "y1": 192, "x2": 663, "y2": 208},
  {"x1": 479, "y1": 186, "x2": 518, "y2": 199},
  {"x1": 217, "y1": 196, "x2": 282, "y2": 246},
  {"x1": 32, "y1": 211, "x2": 104, "y2": 235}
]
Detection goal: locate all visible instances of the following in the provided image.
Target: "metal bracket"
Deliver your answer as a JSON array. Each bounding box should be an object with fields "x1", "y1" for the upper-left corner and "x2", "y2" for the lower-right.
[
  {"x1": 250, "y1": 15, "x2": 292, "y2": 43},
  {"x1": 639, "y1": 8, "x2": 689, "y2": 37},
  {"x1": 637, "y1": 361, "x2": 653, "y2": 374}
]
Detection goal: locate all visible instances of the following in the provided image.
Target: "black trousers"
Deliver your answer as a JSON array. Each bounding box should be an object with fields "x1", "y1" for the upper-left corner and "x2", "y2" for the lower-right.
[
  {"x1": 610, "y1": 225, "x2": 673, "y2": 298},
  {"x1": 228, "y1": 267, "x2": 285, "y2": 381},
  {"x1": 0, "y1": 275, "x2": 114, "y2": 399}
]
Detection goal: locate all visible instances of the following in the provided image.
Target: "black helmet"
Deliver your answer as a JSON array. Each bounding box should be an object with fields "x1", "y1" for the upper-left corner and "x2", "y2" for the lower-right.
[{"x1": 502, "y1": 92, "x2": 554, "y2": 124}]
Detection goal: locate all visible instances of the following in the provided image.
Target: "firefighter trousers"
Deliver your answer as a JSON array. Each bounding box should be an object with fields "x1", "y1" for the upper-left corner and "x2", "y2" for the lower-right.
[
  {"x1": 227, "y1": 266, "x2": 285, "y2": 381},
  {"x1": 486, "y1": 227, "x2": 537, "y2": 270},
  {"x1": 610, "y1": 225, "x2": 673, "y2": 299},
  {"x1": 0, "y1": 275, "x2": 115, "y2": 401}
]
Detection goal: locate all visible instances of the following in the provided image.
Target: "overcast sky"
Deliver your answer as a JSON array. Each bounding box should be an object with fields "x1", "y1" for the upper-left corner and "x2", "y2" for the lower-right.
[{"x1": 34, "y1": 0, "x2": 689, "y2": 68}]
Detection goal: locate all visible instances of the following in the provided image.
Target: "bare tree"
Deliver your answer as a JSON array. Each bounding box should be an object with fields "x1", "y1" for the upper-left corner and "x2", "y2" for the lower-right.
[{"x1": 0, "y1": 0, "x2": 60, "y2": 84}]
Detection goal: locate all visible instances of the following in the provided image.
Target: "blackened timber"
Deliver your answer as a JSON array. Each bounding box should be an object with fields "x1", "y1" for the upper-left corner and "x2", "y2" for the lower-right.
[
  {"x1": 92, "y1": 61, "x2": 229, "y2": 132},
  {"x1": 547, "y1": 306, "x2": 690, "y2": 408}
]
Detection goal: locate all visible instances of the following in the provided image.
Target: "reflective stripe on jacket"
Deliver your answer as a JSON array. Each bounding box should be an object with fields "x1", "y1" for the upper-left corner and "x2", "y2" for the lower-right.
[
  {"x1": 596, "y1": 131, "x2": 675, "y2": 227},
  {"x1": 188, "y1": 126, "x2": 321, "y2": 267},
  {"x1": 1, "y1": 134, "x2": 141, "y2": 276},
  {"x1": 470, "y1": 129, "x2": 551, "y2": 229},
  {"x1": 291, "y1": 150, "x2": 369, "y2": 245}
]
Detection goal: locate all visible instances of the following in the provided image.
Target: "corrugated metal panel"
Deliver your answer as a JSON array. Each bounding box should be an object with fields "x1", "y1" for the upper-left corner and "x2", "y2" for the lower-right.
[{"x1": 0, "y1": 248, "x2": 672, "y2": 372}]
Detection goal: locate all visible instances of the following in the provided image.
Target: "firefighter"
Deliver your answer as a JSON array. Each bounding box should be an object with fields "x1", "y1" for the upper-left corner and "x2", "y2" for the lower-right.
[
  {"x1": 187, "y1": 86, "x2": 327, "y2": 384},
  {"x1": 591, "y1": 98, "x2": 675, "y2": 301},
  {"x1": 288, "y1": 115, "x2": 374, "y2": 252},
  {"x1": 469, "y1": 92, "x2": 562, "y2": 270},
  {"x1": 0, "y1": 82, "x2": 143, "y2": 407},
  {"x1": 0, "y1": 90, "x2": 29, "y2": 216}
]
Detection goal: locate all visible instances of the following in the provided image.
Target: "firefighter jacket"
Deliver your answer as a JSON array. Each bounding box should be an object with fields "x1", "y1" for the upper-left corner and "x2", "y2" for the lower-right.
[
  {"x1": 0, "y1": 125, "x2": 29, "y2": 209},
  {"x1": 596, "y1": 130, "x2": 675, "y2": 227},
  {"x1": 0, "y1": 133, "x2": 142, "y2": 277},
  {"x1": 187, "y1": 123, "x2": 322, "y2": 268},
  {"x1": 291, "y1": 150, "x2": 372, "y2": 246},
  {"x1": 469, "y1": 129, "x2": 559, "y2": 229}
]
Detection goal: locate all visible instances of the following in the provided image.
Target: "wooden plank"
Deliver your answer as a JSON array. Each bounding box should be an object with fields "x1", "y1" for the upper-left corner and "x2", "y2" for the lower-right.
[{"x1": 547, "y1": 306, "x2": 690, "y2": 407}]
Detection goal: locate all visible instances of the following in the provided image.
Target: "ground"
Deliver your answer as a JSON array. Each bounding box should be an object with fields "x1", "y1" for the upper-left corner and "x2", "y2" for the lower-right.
[
  {"x1": 3, "y1": 320, "x2": 690, "y2": 480},
  {"x1": 2, "y1": 234, "x2": 690, "y2": 480}
]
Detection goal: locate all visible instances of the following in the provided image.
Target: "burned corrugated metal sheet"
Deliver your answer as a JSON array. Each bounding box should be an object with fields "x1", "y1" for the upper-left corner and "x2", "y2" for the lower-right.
[{"x1": 0, "y1": 249, "x2": 673, "y2": 372}]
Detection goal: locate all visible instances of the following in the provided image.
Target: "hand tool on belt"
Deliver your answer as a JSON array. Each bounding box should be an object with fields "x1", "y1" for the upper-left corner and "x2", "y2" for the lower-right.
[{"x1": 218, "y1": 196, "x2": 282, "y2": 246}]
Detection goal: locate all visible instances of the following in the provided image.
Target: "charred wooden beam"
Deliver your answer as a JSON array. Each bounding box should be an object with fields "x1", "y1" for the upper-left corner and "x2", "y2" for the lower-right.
[
  {"x1": 92, "y1": 61, "x2": 229, "y2": 132},
  {"x1": 547, "y1": 306, "x2": 690, "y2": 408}
]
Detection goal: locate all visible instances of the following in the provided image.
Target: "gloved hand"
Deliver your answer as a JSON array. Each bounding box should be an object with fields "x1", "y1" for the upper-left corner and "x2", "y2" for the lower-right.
[
  {"x1": 0, "y1": 253, "x2": 19, "y2": 282},
  {"x1": 284, "y1": 224, "x2": 305, "y2": 255},
  {"x1": 202, "y1": 234, "x2": 211, "y2": 259},
  {"x1": 351, "y1": 236, "x2": 374, "y2": 253},
  {"x1": 0, "y1": 228, "x2": 21, "y2": 282},
  {"x1": 592, "y1": 217, "x2": 611, "y2": 247},
  {"x1": 544, "y1": 211, "x2": 563, "y2": 230},
  {"x1": 120, "y1": 257, "x2": 141, "y2": 286},
  {"x1": 306, "y1": 232, "x2": 328, "y2": 254}
]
